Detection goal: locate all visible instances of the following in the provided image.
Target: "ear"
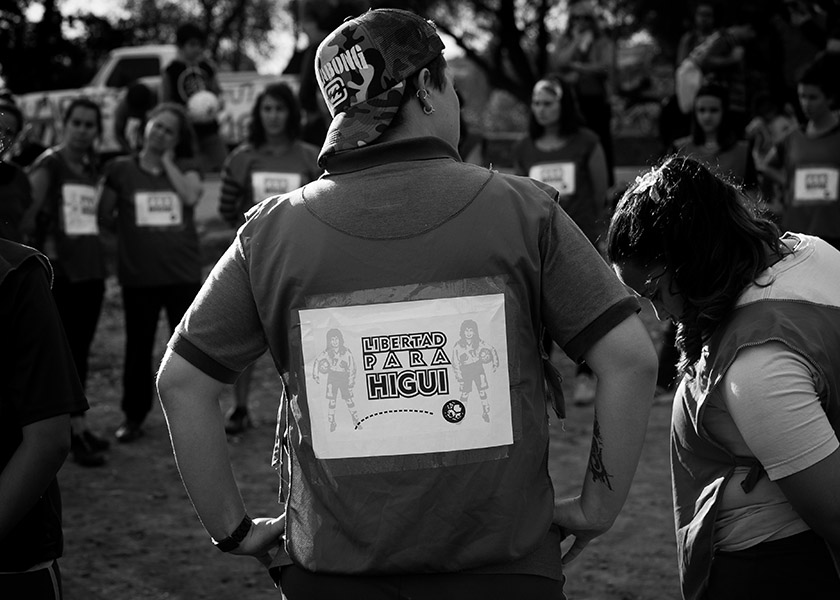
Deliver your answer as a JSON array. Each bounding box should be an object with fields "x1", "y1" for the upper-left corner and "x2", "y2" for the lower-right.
[{"x1": 410, "y1": 67, "x2": 432, "y2": 92}]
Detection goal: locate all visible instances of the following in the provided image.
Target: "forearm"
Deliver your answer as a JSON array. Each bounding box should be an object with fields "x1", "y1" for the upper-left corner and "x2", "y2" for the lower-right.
[
  {"x1": 158, "y1": 349, "x2": 247, "y2": 541},
  {"x1": 0, "y1": 418, "x2": 70, "y2": 540},
  {"x1": 579, "y1": 365, "x2": 656, "y2": 525},
  {"x1": 218, "y1": 179, "x2": 245, "y2": 227},
  {"x1": 578, "y1": 316, "x2": 658, "y2": 525},
  {"x1": 162, "y1": 159, "x2": 202, "y2": 207}
]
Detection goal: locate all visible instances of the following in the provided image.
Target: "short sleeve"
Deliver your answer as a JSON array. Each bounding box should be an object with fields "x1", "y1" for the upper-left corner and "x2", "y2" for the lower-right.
[
  {"x1": 0, "y1": 259, "x2": 88, "y2": 424},
  {"x1": 169, "y1": 237, "x2": 268, "y2": 383},
  {"x1": 721, "y1": 342, "x2": 839, "y2": 480},
  {"x1": 540, "y1": 200, "x2": 639, "y2": 361}
]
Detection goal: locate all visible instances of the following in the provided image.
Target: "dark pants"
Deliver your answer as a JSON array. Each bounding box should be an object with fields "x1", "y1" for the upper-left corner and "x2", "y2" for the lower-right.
[
  {"x1": 705, "y1": 530, "x2": 840, "y2": 599},
  {"x1": 52, "y1": 277, "x2": 105, "y2": 416},
  {"x1": 121, "y1": 283, "x2": 200, "y2": 423},
  {"x1": 279, "y1": 565, "x2": 565, "y2": 600},
  {"x1": 0, "y1": 560, "x2": 62, "y2": 599}
]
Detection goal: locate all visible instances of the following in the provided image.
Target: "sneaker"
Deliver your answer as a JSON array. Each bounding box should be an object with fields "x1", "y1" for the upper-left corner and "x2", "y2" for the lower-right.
[
  {"x1": 71, "y1": 434, "x2": 106, "y2": 467},
  {"x1": 225, "y1": 408, "x2": 251, "y2": 435},
  {"x1": 82, "y1": 429, "x2": 111, "y2": 452},
  {"x1": 115, "y1": 421, "x2": 144, "y2": 443}
]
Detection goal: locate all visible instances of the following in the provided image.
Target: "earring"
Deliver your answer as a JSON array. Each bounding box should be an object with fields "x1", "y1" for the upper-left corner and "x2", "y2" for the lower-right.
[{"x1": 416, "y1": 89, "x2": 435, "y2": 115}]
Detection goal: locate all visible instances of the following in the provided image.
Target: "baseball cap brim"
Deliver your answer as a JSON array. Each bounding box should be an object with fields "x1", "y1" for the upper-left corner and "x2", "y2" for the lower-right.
[{"x1": 320, "y1": 79, "x2": 406, "y2": 163}]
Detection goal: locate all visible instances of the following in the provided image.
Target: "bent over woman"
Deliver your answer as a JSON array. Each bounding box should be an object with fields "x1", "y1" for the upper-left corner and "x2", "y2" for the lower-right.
[{"x1": 608, "y1": 156, "x2": 840, "y2": 600}]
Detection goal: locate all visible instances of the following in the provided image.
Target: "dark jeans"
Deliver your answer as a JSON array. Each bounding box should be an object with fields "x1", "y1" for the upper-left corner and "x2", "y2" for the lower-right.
[
  {"x1": 52, "y1": 277, "x2": 105, "y2": 416},
  {"x1": 0, "y1": 560, "x2": 62, "y2": 599},
  {"x1": 705, "y1": 530, "x2": 840, "y2": 599},
  {"x1": 279, "y1": 565, "x2": 565, "y2": 600},
  {"x1": 121, "y1": 283, "x2": 200, "y2": 423}
]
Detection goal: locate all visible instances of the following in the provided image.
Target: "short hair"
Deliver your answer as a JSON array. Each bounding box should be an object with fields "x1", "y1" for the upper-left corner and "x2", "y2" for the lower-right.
[
  {"x1": 607, "y1": 155, "x2": 784, "y2": 373},
  {"x1": 387, "y1": 54, "x2": 448, "y2": 133},
  {"x1": 147, "y1": 102, "x2": 198, "y2": 159},
  {"x1": 798, "y1": 51, "x2": 840, "y2": 102},
  {"x1": 63, "y1": 97, "x2": 103, "y2": 135},
  {"x1": 248, "y1": 82, "x2": 302, "y2": 147},
  {"x1": 176, "y1": 23, "x2": 207, "y2": 48},
  {"x1": 528, "y1": 75, "x2": 584, "y2": 139}
]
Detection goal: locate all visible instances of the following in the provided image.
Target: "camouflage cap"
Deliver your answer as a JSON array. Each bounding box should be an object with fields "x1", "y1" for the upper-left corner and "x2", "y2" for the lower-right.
[{"x1": 315, "y1": 8, "x2": 445, "y2": 166}]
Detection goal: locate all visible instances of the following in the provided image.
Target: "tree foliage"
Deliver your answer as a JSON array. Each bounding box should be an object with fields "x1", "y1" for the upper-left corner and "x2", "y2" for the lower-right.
[
  {"x1": 365, "y1": 0, "x2": 829, "y2": 103},
  {"x1": 0, "y1": 0, "x2": 281, "y2": 93}
]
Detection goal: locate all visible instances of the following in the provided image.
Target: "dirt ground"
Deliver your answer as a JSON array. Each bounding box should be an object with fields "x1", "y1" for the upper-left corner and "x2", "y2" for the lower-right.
[{"x1": 57, "y1": 224, "x2": 681, "y2": 600}]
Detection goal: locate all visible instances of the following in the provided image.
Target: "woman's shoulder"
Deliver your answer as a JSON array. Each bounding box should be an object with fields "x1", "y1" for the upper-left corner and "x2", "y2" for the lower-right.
[
  {"x1": 28, "y1": 147, "x2": 62, "y2": 173},
  {"x1": 671, "y1": 136, "x2": 694, "y2": 152},
  {"x1": 105, "y1": 154, "x2": 138, "y2": 175},
  {"x1": 229, "y1": 142, "x2": 257, "y2": 159},
  {"x1": 577, "y1": 127, "x2": 602, "y2": 145}
]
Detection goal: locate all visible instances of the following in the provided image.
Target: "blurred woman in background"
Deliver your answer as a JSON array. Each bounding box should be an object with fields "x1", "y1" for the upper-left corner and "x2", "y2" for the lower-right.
[
  {"x1": 27, "y1": 98, "x2": 109, "y2": 467},
  {"x1": 513, "y1": 75, "x2": 608, "y2": 247},
  {"x1": 217, "y1": 82, "x2": 320, "y2": 434},
  {"x1": 512, "y1": 75, "x2": 608, "y2": 403},
  {"x1": 98, "y1": 102, "x2": 203, "y2": 444},
  {"x1": 671, "y1": 83, "x2": 757, "y2": 191}
]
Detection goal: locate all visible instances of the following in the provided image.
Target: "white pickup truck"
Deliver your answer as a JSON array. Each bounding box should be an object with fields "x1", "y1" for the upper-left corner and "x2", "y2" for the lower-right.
[{"x1": 17, "y1": 44, "x2": 295, "y2": 155}]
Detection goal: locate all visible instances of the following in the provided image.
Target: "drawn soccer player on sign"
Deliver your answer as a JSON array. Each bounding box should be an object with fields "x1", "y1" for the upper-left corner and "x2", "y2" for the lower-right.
[
  {"x1": 312, "y1": 328, "x2": 360, "y2": 432},
  {"x1": 451, "y1": 320, "x2": 499, "y2": 422}
]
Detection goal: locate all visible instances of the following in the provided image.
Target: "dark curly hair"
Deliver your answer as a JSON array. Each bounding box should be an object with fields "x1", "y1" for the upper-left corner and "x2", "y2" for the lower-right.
[{"x1": 606, "y1": 155, "x2": 784, "y2": 375}]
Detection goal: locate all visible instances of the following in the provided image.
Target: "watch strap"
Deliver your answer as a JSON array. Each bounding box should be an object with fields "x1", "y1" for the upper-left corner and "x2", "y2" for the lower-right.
[{"x1": 212, "y1": 513, "x2": 252, "y2": 552}]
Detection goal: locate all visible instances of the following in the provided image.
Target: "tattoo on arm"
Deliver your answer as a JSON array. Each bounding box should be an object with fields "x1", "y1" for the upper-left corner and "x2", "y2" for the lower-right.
[{"x1": 588, "y1": 411, "x2": 614, "y2": 491}]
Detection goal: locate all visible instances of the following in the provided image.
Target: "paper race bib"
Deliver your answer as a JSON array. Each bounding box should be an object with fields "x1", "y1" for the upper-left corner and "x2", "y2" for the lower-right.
[
  {"x1": 793, "y1": 167, "x2": 839, "y2": 204},
  {"x1": 134, "y1": 191, "x2": 182, "y2": 227},
  {"x1": 529, "y1": 162, "x2": 576, "y2": 195},
  {"x1": 251, "y1": 172, "x2": 302, "y2": 203},
  {"x1": 300, "y1": 294, "x2": 513, "y2": 459},
  {"x1": 61, "y1": 184, "x2": 98, "y2": 235}
]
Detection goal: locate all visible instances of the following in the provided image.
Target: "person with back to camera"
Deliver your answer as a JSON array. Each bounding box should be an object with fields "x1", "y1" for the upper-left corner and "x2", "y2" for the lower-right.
[
  {"x1": 0, "y1": 98, "x2": 32, "y2": 243},
  {"x1": 217, "y1": 81, "x2": 320, "y2": 434},
  {"x1": 156, "y1": 8, "x2": 658, "y2": 598},
  {"x1": 113, "y1": 81, "x2": 158, "y2": 154},
  {"x1": 0, "y1": 237, "x2": 88, "y2": 599},
  {"x1": 25, "y1": 98, "x2": 110, "y2": 467},
  {"x1": 607, "y1": 155, "x2": 840, "y2": 600},
  {"x1": 161, "y1": 23, "x2": 228, "y2": 173},
  {"x1": 98, "y1": 102, "x2": 204, "y2": 444}
]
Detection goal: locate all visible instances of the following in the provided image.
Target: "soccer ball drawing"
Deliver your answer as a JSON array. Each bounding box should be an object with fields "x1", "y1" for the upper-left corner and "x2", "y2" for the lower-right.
[{"x1": 186, "y1": 90, "x2": 220, "y2": 123}]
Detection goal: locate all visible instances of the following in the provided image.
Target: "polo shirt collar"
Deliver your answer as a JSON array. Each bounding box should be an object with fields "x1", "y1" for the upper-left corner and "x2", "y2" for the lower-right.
[{"x1": 322, "y1": 137, "x2": 461, "y2": 174}]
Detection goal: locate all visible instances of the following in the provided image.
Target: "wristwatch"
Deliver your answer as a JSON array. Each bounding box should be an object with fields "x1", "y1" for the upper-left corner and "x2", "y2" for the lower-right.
[{"x1": 211, "y1": 514, "x2": 253, "y2": 552}]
